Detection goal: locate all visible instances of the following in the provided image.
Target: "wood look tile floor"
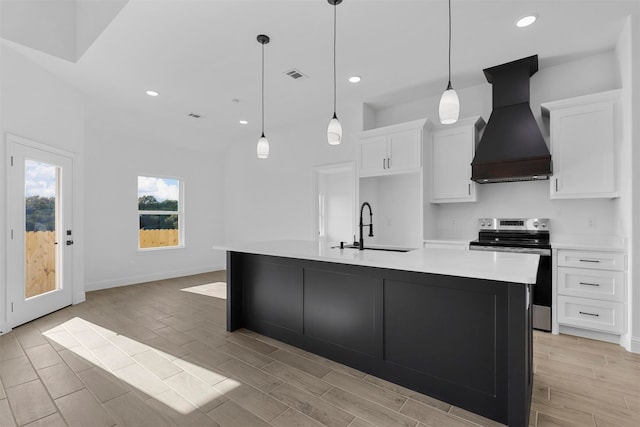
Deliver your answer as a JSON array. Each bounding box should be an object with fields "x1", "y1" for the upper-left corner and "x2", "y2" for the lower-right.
[{"x1": 1, "y1": 271, "x2": 639, "y2": 427}]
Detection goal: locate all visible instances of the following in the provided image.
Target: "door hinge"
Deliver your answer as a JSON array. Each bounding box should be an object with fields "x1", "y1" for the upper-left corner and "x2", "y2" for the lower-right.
[
  {"x1": 11, "y1": 302, "x2": 14, "y2": 313},
  {"x1": 10, "y1": 156, "x2": 14, "y2": 166},
  {"x1": 10, "y1": 229, "x2": 14, "y2": 240}
]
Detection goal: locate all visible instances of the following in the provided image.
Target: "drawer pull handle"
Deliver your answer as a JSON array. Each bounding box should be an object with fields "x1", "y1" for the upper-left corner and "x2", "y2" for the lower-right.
[
  {"x1": 579, "y1": 259, "x2": 600, "y2": 263},
  {"x1": 579, "y1": 282, "x2": 600, "y2": 287},
  {"x1": 579, "y1": 311, "x2": 600, "y2": 317}
]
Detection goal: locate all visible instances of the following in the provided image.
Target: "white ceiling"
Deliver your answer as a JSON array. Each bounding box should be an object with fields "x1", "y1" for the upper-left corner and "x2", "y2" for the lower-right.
[{"x1": 3, "y1": 0, "x2": 639, "y2": 150}]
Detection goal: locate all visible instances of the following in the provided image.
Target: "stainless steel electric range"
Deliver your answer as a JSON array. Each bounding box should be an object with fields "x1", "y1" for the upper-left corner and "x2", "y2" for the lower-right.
[{"x1": 469, "y1": 218, "x2": 552, "y2": 332}]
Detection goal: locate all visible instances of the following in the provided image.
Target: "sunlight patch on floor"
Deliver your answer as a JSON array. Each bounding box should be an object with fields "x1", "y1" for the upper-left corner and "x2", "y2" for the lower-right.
[
  {"x1": 180, "y1": 282, "x2": 227, "y2": 299},
  {"x1": 44, "y1": 317, "x2": 238, "y2": 414}
]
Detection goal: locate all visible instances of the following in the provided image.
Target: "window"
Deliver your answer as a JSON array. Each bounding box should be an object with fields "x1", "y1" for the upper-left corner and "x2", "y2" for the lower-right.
[{"x1": 138, "y1": 176, "x2": 183, "y2": 249}]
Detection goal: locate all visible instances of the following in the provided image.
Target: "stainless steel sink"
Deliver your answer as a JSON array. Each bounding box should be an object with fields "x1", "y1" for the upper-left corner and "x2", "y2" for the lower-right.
[{"x1": 331, "y1": 244, "x2": 415, "y2": 253}]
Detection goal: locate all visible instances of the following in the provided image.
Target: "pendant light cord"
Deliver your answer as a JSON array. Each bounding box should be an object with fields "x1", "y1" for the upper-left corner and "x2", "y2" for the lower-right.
[
  {"x1": 448, "y1": 0, "x2": 452, "y2": 85},
  {"x1": 261, "y1": 41, "x2": 265, "y2": 136},
  {"x1": 333, "y1": 2, "x2": 337, "y2": 113}
]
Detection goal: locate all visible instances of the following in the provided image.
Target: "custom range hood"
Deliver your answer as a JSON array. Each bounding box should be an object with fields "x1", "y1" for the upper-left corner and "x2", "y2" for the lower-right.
[{"x1": 471, "y1": 55, "x2": 552, "y2": 183}]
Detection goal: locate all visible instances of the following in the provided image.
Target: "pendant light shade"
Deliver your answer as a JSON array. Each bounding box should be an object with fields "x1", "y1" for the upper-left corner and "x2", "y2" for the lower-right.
[
  {"x1": 257, "y1": 133, "x2": 269, "y2": 158},
  {"x1": 439, "y1": 0, "x2": 460, "y2": 124},
  {"x1": 327, "y1": 0, "x2": 342, "y2": 145},
  {"x1": 257, "y1": 34, "x2": 270, "y2": 159},
  {"x1": 328, "y1": 113, "x2": 342, "y2": 145},
  {"x1": 439, "y1": 83, "x2": 460, "y2": 125}
]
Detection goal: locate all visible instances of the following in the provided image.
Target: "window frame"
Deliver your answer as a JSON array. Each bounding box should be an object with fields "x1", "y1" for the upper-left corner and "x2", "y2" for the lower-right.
[{"x1": 137, "y1": 175, "x2": 185, "y2": 251}]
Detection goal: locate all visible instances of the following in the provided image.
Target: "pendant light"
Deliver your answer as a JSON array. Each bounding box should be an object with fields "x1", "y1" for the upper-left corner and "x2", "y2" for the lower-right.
[
  {"x1": 327, "y1": 0, "x2": 342, "y2": 145},
  {"x1": 257, "y1": 34, "x2": 270, "y2": 158},
  {"x1": 439, "y1": 0, "x2": 460, "y2": 124}
]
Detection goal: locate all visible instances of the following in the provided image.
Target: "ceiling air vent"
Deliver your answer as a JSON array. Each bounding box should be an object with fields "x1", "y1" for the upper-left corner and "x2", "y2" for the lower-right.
[
  {"x1": 188, "y1": 113, "x2": 202, "y2": 119},
  {"x1": 284, "y1": 68, "x2": 308, "y2": 80}
]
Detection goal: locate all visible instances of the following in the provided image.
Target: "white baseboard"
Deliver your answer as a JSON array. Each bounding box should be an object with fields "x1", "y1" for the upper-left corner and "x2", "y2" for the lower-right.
[
  {"x1": 85, "y1": 264, "x2": 225, "y2": 292},
  {"x1": 73, "y1": 292, "x2": 86, "y2": 305},
  {"x1": 629, "y1": 336, "x2": 640, "y2": 354},
  {"x1": 558, "y1": 325, "x2": 622, "y2": 345},
  {"x1": 0, "y1": 321, "x2": 9, "y2": 335}
]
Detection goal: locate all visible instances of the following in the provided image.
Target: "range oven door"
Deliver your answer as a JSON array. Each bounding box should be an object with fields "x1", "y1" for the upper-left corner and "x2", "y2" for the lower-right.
[
  {"x1": 532, "y1": 252, "x2": 552, "y2": 331},
  {"x1": 469, "y1": 244, "x2": 552, "y2": 332}
]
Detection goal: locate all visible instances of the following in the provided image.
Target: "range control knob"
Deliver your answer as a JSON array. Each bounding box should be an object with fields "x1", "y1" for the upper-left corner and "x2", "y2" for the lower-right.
[
  {"x1": 541, "y1": 222, "x2": 547, "y2": 228},
  {"x1": 480, "y1": 222, "x2": 485, "y2": 227},
  {"x1": 533, "y1": 221, "x2": 539, "y2": 228}
]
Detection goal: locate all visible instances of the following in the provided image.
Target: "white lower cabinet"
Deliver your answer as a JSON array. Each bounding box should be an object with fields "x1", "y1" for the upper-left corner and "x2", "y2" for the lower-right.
[
  {"x1": 557, "y1": 295, "x2": 623, "y2": 334},
  {"x1": 556, "y1": 249, "x2": 625, "y2": 336},
  {"x1": 557, "y1": 267, "x2": 624, "y2": 302}
]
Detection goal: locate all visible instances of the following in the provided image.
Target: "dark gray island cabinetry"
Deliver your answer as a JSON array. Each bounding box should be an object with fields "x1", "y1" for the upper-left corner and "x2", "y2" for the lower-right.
[{"x1": 225, "y1": 243, "x2": 536, "y2": 426}]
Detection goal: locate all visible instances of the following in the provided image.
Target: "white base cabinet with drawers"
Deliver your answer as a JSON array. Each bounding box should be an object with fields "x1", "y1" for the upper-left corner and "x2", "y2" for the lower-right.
[{"x1": 555, "y1": 249, "x2": 626, "y2": 342}]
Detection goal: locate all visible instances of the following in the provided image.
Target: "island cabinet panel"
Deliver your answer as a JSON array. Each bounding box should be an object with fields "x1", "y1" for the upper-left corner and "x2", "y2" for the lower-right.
[
  {"x1": 227, "y1": 252, "x2": 532, "y2": 426},
  {"x1": 304, "y1": 268, "x2": 382, "y2": 358},
  {"x1": 242, "y1": 254, "x2": 303, "y2": 334},
  {"x1": 384, "y1": 279, "x2": 505, "y2": 397}
]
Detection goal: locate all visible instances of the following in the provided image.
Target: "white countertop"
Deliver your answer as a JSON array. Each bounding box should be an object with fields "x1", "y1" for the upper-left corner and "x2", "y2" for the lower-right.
[
  {"x1": 215, "y1": 240, "x2": 540, "y2": 285},
  {"x1": 551, "y1": 234, "x2": 626, "y2": 252}
]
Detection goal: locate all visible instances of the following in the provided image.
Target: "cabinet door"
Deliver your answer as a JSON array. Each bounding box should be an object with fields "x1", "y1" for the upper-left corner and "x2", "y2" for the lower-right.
[
  {"x1": 432, "y1": 126, "x2": 475, "y2": 202},
  {"x1": 550, "y1": 102, "x2": 616, "y2": 198},
  {"x1": 557, "y1": 295, "x2": 623, "y2": 333},
  {"x1": 388, "y1": 129, "x2": 422, "y2": 171},
  {"x1": 359, "y1": 135, "x2": 387, "y2": 176}
]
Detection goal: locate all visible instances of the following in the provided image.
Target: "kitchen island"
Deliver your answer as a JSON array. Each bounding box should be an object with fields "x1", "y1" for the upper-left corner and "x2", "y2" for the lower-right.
[{"x1": 223, "y1": 240, "x2": 539, "y2": 426}]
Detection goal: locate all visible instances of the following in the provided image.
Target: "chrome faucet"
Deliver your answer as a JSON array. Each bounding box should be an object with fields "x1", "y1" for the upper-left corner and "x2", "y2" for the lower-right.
[{"x1": 359, "y1": 202, "x2": 374, "y2": 250}]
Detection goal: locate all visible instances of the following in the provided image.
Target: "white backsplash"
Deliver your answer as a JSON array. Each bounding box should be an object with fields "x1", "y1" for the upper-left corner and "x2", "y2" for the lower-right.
[{"x1": 429, "y1": 179, "x2": 619, "y2": 240}]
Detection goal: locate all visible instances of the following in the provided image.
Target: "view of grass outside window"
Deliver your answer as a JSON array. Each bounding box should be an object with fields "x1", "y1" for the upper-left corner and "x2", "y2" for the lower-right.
[{"x1": 138, "y1": 176, "x2": 182, "y2": 249}]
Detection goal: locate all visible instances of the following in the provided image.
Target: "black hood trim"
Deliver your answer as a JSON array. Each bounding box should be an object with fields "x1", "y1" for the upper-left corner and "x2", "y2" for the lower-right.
[{"x1": 471, "y1": 55, "x2": 552, "y2": 183}]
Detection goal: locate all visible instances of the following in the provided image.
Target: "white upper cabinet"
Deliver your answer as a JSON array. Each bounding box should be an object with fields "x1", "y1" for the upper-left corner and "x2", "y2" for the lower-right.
[
  {"x1": 358, "y1": 119, "x2": 426, "y2": 177},
  {"x1": 430, "y1": 116, "x2": 485, "y2": 203},
  {"x1": 359, "y1": 135, "x2": 388, "y2": 175},
  {"x1": 541, "y1": 90, "x2": 620, "y2": 199}
]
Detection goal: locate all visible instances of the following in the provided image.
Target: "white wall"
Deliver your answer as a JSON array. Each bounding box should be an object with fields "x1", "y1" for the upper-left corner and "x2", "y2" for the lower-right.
[
  {"x1": 223, "y1": 104, "x2": 361, "y2": 245},
  {"x1": 359, "y1": 173, "x2": 422, "y2": 248},
  {"x1": 83, "y1": 104, "x2": 226, "y2": 291},
  {"x1": 0, "y1": 44, "x2": 85, "y2": 333},
  {"x1": 317, "y1": 169, "x2": 355, "y2": 243},
  {"x1": 615, "y1": 15, "x2": 640, "y2": 352},
  {"x1": 0, "y1": 0, "x2": 76, "y2": 62},
  {"x1": 375, "y1": 50, "x2": 623, "y2": 240},
  {"x1": 629, "y1": 14, "x2": 640, "y2": 353}
]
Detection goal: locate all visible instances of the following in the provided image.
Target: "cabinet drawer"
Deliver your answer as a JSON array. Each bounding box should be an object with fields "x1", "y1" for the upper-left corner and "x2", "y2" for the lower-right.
[
  {"x1": 557, "y1": 267, "x2": 624, "y2": 302},
  {"x1": 557, "y1": 295, "x2": 623, "y2": 333},
  {"x1": 557, "y1": 250, "x2": 625, "y2": 271}
]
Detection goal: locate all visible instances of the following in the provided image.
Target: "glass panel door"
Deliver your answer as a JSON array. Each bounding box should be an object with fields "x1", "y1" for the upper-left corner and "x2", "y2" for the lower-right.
[
  {"x1": 7, "y1": 138, "x2": 74, "y2": 328},
  {"x1": 24, "y1": 159, "x2": 60, "y2": 298}
]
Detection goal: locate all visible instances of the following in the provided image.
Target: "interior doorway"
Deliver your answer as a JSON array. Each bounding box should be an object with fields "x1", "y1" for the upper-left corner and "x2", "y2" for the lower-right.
[
  {"x1": 312, "y1": 162, "x2": 356, "y2": 244},
  {"x1": 7, "y1": 136, "x2": 74, "y2": 328}
]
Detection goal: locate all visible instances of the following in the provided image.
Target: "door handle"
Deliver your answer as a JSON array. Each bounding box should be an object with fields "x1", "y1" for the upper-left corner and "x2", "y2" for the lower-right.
[{"x1": 66, "y1": 240, "x2": 74, "y2": 246}]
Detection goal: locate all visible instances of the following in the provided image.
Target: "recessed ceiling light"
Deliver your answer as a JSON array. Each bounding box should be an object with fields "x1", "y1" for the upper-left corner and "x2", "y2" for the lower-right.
[
  {"x1": 348, "y1": 76, "x2": 361, "y2": 83},
  {"x1": 146, "y1": 90, "x2": 159, "y2": 97},
  {"x1": 239, "y1": 120, "x2": 248, "y2": 125},
  {"x1": 516, "y1": 14, "x2": 537, "y2": 28}
]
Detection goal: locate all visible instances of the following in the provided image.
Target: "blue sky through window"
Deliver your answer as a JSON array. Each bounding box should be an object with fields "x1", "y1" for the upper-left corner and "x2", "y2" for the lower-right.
[
  {"x1": 138, "y1": 176, "x2": 179, "y2": 202},
  {"x1": 25, "y1": 160, "x2": 56, "y2": 198}
]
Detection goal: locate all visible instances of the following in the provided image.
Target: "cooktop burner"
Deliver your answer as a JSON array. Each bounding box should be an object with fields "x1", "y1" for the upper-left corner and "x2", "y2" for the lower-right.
[{"x1": 470, "y1": 218, "x2": 550, "y2": 249}]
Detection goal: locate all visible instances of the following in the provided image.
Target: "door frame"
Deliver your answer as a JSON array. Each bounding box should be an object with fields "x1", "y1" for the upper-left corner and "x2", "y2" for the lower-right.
[
  {"x1": 5, "y1": 133, "x2": 80, "y2": 329},
  {"x1": 311, "y1": 161, "x2": 357, "y2": 243}
]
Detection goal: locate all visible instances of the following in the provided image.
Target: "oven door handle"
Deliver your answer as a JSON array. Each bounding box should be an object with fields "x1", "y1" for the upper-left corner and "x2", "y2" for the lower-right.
[{"x1": 469, "y1": 246, "x2": 551, "y2": 256}]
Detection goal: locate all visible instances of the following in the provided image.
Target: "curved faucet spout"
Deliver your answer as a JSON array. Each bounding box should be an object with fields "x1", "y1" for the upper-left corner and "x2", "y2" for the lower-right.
[{"x1": 359, "y1": 202, "x2": 374, "y2": 250}]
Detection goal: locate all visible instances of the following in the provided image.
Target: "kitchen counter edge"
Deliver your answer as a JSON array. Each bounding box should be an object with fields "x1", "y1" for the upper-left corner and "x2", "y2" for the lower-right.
[{"x1": 214, "y1": 240, "x2": 539, "y2": 284}]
